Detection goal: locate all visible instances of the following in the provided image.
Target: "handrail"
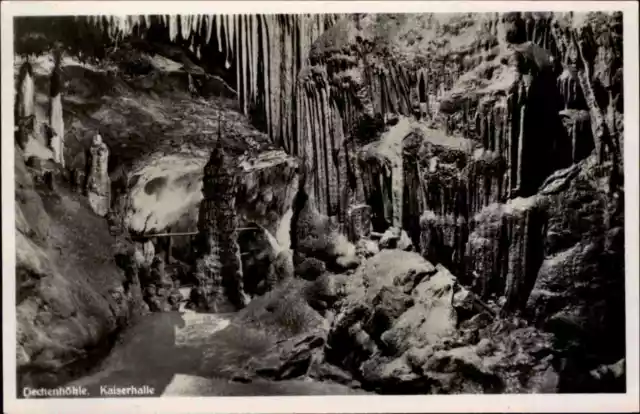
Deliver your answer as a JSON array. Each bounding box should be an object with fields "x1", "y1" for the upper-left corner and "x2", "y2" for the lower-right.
[{"x1": 141, "y1": 227, "x2": 260, "y2": 238}]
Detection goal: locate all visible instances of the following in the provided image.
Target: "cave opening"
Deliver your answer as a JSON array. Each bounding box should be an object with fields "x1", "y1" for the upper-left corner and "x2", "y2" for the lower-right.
[{"x1": 520, "y1": 69, "x2": 573, "y2": 195}]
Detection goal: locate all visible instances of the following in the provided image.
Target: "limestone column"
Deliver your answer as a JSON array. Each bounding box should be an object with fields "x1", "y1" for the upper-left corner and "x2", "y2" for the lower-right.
[
  {"x1": 16, "y1": 61, "x2": 35, "y2": 150},
  {"x1": 17, "y1": 60, "x2": 35, "y2": 121},
  {"x1": 85, "y1": 134, "x2": 111, "y2": 217},
  {"x1": 195, "y1": 141, "x2": 249, "y2": 311}
]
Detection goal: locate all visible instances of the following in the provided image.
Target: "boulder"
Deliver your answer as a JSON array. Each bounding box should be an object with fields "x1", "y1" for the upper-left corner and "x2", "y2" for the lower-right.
[
  {"x1": 421, "y1": 345, "x2": 503, "y2": 394},
  {"x1": 265, "y1": 249, "x2": 294, "y2": 291},
  {"x1": 380, "y1": 268, "x2": 458, "y2": 354},
  {"x1": 378, "y1": 227, "x2": 400, "y2": 249},
  {"x1": 242, "y1": 330, "x2": 327, "y2": 381},
  {"x1": 326, "y1": 251, "x2": 439, "y2": 370},
  {"x1": 397, "y1": 230, "x2": 414, "y2": 251},
  {"x1": 309, "y1": 362, "x2": 359, "y2": 388},
  {"x1": 295, "y1": 256, "x2": 326, "y2": 281},
  {"x1": 365, "y1": 286, "x2": 414, "y2": 340},
  {"x1": 379, "y1": 227, "x2": 414, "y2": 251},
  {"x1": 359, "y1": 354, "x2": 425, "y2": 394},
  {"x1": 303, "y1": 274, "x2": 346, "y2": 314},
  {"x1": 355, "y1": 239, "x2": 379, "y2": 258}
]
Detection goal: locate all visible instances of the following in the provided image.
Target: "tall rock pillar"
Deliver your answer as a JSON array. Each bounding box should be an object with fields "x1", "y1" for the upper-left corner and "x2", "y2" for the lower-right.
[
  {"x1": 17, "y1": 60, "x2": 35, "y2": 121},
  {"x1": 85, "y1": 134, "x2": 111, "y2": 217},
  {"x1": 195, "y1": 141, "x2": 249, "y2": 311},
  {"x1": 16, "y1": 61, "x2": 35, "y2": 150}
]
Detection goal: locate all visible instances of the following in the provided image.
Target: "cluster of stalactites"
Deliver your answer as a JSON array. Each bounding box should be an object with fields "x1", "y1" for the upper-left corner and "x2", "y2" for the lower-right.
[
  {"x1": 83, "y1": 14, "x2": 339, "y2": 147},
  {"x1": 294, "y1": 58, "x2": 415, "y2": 217},
  {"x1": 522, "y1": 14, "x2": 556, "y2": 51}
]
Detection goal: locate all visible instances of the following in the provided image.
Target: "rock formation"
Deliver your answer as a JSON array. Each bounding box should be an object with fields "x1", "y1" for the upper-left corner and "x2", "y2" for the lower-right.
[
  {"x1": 15, "y1": 61, "x2": 36, "y2": 151},
  {"x1": 16, "y1": 60, "x2": 35, "y2": 123},
  {"x1": 85, "y1": 134, "x2": 111, "y2": 217},
  {"x1": 12, "y1": 11, "x2": 627, "y2": 396},
  {"x1": 79, "y1": 14, "x2": 340, "y2": 150},
  {"x1": 194, "y1": 140, "x2": 249, "y2": 311}
]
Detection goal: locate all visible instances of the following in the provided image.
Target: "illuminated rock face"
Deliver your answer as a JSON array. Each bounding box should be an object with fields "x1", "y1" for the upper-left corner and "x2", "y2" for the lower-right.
[
  {"x1": 86, "y1": 134, "x2": 111, "y2": 217},
  {"x1": 194, "y1": 143, "x2": 248, "y2": 311}
]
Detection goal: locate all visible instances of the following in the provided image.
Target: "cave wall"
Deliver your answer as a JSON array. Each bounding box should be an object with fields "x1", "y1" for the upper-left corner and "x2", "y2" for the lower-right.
[
  {"x1": 293, "y1": 11, "x2": 624, "y2": 325},
  {"x1": 15, "y1": 148, "x2": 146, "y2": 389}
]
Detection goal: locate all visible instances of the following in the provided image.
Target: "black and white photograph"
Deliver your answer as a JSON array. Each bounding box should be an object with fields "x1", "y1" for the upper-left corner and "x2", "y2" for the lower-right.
[{"x1": 2, "y1": 1, "x2": 639, "y2": 413}]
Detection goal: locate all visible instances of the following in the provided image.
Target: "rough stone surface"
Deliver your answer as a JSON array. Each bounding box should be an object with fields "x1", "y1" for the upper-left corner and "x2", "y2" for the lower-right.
[
  {"x1": 85, "y1": 134, "x2": 111, "y2": 217},
  {"x1": 290, "y1": 185, "x2": 360, "y2": 273},
  {"x1": 15, "y1": 150, "x2": 145, "y2": 390},
  {"x1": 194, "y1": 143, "x2": 248, "y2": 311},
  {"x1": 355, "y1": 239, "x2": 380, "y2": 258},
  {"x1": 324, "y1": 246, "x2": 565, "y2": 394},
  {"x1": 380, "y1": 266, "x2": 458, "y2": 354}
]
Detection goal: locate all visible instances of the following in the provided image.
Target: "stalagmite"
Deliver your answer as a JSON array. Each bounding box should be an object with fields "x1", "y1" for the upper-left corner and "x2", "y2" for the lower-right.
[
  {"x1": 17, "y1": 60, "x2": 35, "y2": 122},
  {"x1": 195, "y1": 139, "x2": 249, "y2": 312},
  {"x1": 85, "y1": 134, "x2": 111, "y2": 217}
]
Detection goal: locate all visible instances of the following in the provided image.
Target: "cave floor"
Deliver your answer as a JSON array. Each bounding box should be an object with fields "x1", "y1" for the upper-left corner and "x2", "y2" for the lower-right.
[{"x1": 66, "y1": 293, "x2": 364, "y2": 397}]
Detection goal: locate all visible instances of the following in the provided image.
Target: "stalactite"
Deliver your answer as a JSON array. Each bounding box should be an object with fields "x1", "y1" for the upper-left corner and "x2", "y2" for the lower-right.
[
  {"x1": 572, "y1": 29, "x2": 618, "y2": 164},
  {"x1": 312, "y1": 88, "x2": 326, "y2": 210},
  {"x1": 303, "y1": 88, "x2": 316, "y2": 201},
  {"x1": 295, "y1": 84, "x2": 303, "y2": 160},
  {"x1": 322, "y1": 85, "x2": 339, "y2": 215},
  {"x1": 508, "y1": 90, "x2": 519, "y2": 196},
  {"x1": 210, "y1": 15, "x2": 218, "y2": 49},
  {"x1": 516, "y1": 103, "x2": 526, "y2": 194},
  {"x1": 240, "y1": 16, "x2": 248, "y2": 114},
  {"x1": 246, "y1": 15, "x2": 253, "y2": 106},
  {"x1": 270, "y1": 18, "x2": 281, "y2": 144},
  {"x1": 228, "y1": 14, "x2": 235, "y2": 66},
  {"x1": 282, "y1": 18, "x2": 293, "y2": 151},
  {"x1": 251, "y1": 15, "x2": 258, "y2": 106},
  {"x1": 169, "y1": 15, "x2": 177, "y2": 41},
  {"x1": 487, "y1": 107, "x2": 495, "y2": 152},
  {"x1": 260, "y1": 16, "x2": 272, "y2": 138}
]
